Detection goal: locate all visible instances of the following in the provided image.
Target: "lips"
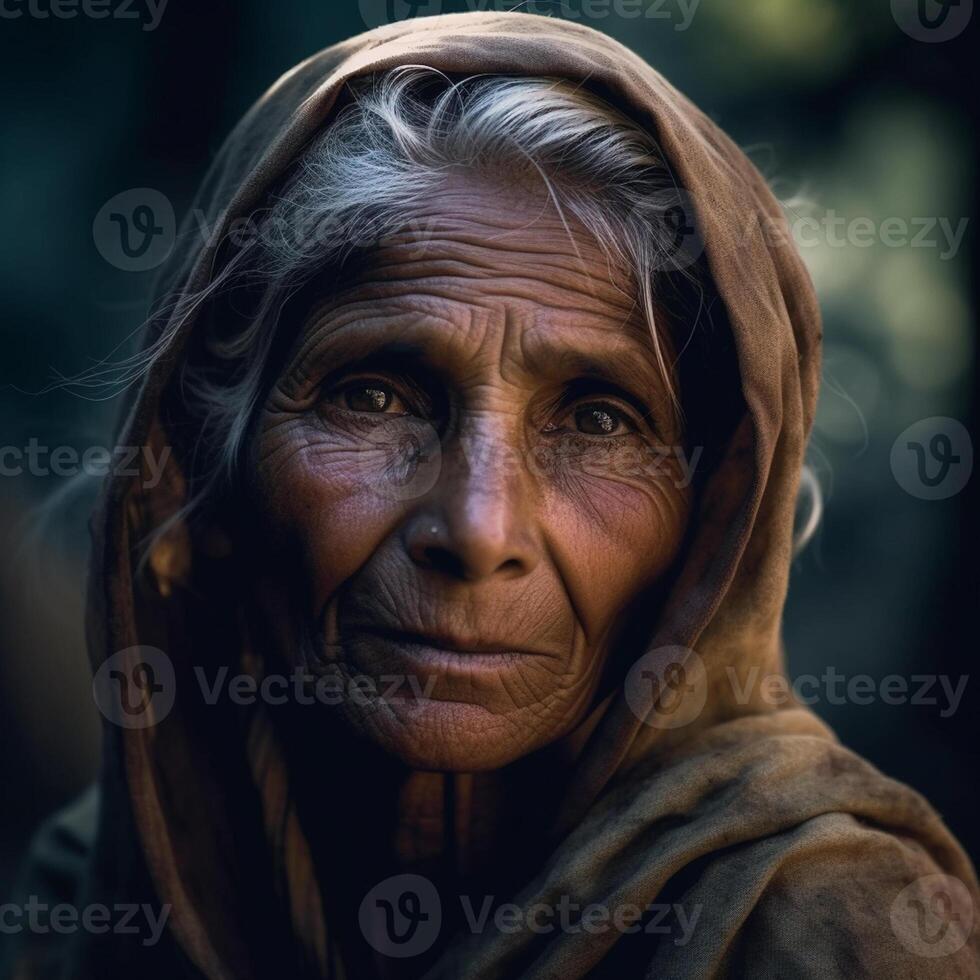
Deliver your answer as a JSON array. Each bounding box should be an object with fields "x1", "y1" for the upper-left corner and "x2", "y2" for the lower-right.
[
  {"x1": 332, "y1": 580, "x2": 573, "y2": 666},
  {"x1": 328, "y1": 615, "x2": 568, "y2": 712},
  {"x1": 352, "y1": 624, "x2": 536, "y2": 659}
]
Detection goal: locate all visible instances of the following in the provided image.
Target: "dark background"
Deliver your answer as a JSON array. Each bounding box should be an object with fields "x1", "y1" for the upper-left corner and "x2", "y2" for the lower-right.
[{"x1": 0, "y1": 0, "x2": 976, "y2": 892}]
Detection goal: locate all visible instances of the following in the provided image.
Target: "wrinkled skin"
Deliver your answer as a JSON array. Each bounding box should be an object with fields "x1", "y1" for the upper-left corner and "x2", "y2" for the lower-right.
[{"x1": 246, "y1": 174, "x2": 692, "y2": 771}]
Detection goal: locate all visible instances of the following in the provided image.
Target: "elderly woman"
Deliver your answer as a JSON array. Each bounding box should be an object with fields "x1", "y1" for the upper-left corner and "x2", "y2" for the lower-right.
[{"x1": 5, "y1": 12, "x2": 977, "y2": 980}]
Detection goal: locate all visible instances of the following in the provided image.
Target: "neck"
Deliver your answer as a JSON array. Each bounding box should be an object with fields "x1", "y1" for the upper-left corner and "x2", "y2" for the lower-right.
[
  {"x1": 282, "y1": 699, "x2": 605, "y2": 885},
  {"x1": 269, "y1": 696, "x2": 607, "y2": 976}
]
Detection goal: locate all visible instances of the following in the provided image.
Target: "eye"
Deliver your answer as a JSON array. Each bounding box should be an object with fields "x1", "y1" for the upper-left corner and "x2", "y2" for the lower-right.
[
  {"x1": 328, "y1": 379, "x2": 410, "y2": 415},
  {"x1": 553, "y1": 399, "x2": 640, "y2": 437},
  {"x1": 574, "y1": 403, "x2": 631, "y2": 435},
  {"x1": 345, "y1": 384, "x2": 399, "y2": 413},
  {"x1": 543, "y1": 377, "x2": 653, "y2": 440}
]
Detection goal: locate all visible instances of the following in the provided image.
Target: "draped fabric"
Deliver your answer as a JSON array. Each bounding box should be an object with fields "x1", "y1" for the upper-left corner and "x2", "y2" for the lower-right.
[{"x1": 4, "y1": 12, "x2": 977, "y2": 979}]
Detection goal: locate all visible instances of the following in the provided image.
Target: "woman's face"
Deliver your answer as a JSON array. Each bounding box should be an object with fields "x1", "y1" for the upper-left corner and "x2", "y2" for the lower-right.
[{"x1": 246, "y1": 175, "x2": 692, "y2": 770}]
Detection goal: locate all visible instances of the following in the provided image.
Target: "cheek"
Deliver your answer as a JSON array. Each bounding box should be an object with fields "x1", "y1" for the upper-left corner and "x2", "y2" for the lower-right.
[
  {"x1": 537, "y1": 441, "x2": 691, "y2": 640},
  {"x1": 250, "y1": 410, "x2": 428, "y2": 606}
]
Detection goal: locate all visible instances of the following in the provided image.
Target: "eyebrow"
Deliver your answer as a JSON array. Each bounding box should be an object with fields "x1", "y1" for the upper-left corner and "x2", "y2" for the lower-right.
[
  {"x1": 319, "y1": 340, "x2": 430, "y2": 378},
  {"x1": 521, "y1": 333, "x2": 668, "y2": 406},
  {"x1": 295, "y1": 307, "x2": 670, "y2": 416},
  {"x1": 290, "y1": 309, "x2": 443, "y2": 381},
  {"x1": 551, "y1": 352, "x2": 654, "y2": 393}
]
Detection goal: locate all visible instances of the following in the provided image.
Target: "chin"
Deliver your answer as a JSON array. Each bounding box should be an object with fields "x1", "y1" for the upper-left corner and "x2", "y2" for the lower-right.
[
  {"x1": 314, "y1": 627, "x2": 586, "y2": 770},
  {"x1": 339, "y1": 697, "x2": 559, "y2": 772}
]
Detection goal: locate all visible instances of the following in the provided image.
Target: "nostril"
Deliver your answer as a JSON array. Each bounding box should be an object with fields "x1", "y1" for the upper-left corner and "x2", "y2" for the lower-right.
[
  {"x1": 421, "y1": 546, "x2": 528, "y2": 582},
  {"x1": 496, "y1": 557, "x2": 525, "y2": 579},
  {"x1": 420, "y1": 545, "x2": 467, "y2": 580}
]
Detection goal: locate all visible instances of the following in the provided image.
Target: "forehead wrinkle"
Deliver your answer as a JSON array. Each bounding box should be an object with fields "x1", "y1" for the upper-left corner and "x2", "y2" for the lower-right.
[
  {"x1": 292, "y1": 288, "x2": 666, "y2": 413},
  {"x1": 292, "y1": 256, "x2": 658, "y2": 401},
  {"x1": 388, "y1": 171, "x2": 576, "y2": 244},
  {"x1": 293, "y1": 294, "x2": 503, "y2": 381},
  {"x1": 358, "y1": 247, "x2": 635, "y2": 316},
  {"x1": 360, "y1": 202, "x2": 635, "y2": 312},
  {"x1": 290, "y1": 306, "x2": 454, "y2": 377}
]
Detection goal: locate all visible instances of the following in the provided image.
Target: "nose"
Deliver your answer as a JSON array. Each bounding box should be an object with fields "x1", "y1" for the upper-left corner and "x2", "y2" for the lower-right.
[{"x1": 404, "y1": 428, "x2": 540, "y2": 582}]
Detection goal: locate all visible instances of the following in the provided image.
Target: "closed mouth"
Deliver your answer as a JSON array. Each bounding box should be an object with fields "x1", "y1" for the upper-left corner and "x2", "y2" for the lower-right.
[{"x1": 351, "y1": 624, "x2": 538, "y2": 660}]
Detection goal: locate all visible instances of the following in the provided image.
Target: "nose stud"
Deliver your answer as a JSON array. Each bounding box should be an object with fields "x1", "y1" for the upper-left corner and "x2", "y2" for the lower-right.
[{"x1": 429, "y1": 525, "x2": 440, "y2": 535}]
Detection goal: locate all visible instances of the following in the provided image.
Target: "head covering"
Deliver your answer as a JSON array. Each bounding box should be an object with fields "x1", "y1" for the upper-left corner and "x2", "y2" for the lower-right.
[{"x1": 6, "y1": 12, "x2": 977, "y2": 980}]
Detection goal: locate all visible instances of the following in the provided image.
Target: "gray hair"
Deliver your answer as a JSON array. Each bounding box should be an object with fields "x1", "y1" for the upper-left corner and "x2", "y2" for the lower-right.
[
  {"x1": 38, "y1": 67, "x2": 826, "y2": 565},
  {"x1": 166, "y1": 67, "x2": 700, "y2": 522}
]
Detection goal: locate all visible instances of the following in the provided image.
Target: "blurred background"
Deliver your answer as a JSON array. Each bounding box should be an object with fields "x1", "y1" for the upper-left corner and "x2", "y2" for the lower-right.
[{"x1": 0, "y1": 0, "x2": 976, "y2": 893}]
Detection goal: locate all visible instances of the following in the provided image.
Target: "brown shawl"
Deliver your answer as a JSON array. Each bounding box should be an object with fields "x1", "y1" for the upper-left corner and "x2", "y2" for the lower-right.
[{"x1": 8, "y1": 11, "x2": 978, "y2": 980}]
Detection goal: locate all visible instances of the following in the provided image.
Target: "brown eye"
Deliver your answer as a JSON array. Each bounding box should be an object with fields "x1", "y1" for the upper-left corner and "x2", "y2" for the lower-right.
[
  {"x1": 342, "y1": 384, "x2": 403, "y2": 414},
  {"x1": 574, "y1": 404, "x2": 626, "y2": 435}
]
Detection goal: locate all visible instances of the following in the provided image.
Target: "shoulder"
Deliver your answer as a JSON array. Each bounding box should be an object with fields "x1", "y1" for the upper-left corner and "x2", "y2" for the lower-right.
[{"x1": 729, "y1": 812, "x2": 980, "y2": 978}]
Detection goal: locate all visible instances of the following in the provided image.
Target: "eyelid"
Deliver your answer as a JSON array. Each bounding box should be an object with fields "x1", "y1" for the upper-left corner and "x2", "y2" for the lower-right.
[
  {"x1": 566, "y1": 376, "x2": 649, "y2": 408},
  {"x1": 330, "y1": 371, "x2": 399, "y2": 392}
]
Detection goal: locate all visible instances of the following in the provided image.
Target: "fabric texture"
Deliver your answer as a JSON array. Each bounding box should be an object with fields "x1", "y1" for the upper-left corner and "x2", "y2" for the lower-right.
[{"x1": 4, "y1": 11, "x2": 977, "y2": 979}]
